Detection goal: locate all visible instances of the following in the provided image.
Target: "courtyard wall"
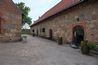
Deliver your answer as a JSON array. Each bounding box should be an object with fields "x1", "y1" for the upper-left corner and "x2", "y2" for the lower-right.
[{"x1": 31, "y1": 0, "x2": 98, "y2": 44}]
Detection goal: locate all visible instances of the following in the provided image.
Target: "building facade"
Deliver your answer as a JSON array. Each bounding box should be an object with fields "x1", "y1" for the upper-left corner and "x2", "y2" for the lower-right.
[
  {"x1": 0, "y1": 0, "x2": 22, "y2": 42},
  {"x1": 30, "y1": 0, "x2": 98, "y2": 45}
]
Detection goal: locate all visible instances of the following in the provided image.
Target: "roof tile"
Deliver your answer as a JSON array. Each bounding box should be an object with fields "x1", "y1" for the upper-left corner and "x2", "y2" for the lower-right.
[{"x1": 31, "y1": 0, "x2": 83, "y2": 27}]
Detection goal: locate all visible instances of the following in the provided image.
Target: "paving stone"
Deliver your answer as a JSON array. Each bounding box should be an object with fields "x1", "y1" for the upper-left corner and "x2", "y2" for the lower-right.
[{"x1": 0, "y1": 35, "x2": 97, "y2": 65}]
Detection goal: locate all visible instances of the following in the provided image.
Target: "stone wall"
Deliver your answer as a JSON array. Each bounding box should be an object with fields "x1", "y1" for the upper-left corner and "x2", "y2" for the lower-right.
[
  {"x1": 31, "y1": 0, "x2": 98, "y2": 44},
  {"x1": 0, "y1": 13, "x2": 22, "y2": 42}
]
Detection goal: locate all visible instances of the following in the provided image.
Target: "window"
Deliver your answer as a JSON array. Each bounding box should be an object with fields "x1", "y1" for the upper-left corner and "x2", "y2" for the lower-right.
[
  {"x1": 0, "y1": 17, "x2": 1, "y2": 33},
  {"x1": 42, "y1": 28, "x2": 45, "y2": 32},
  {"x1": 32, "y1": 30, "x2": 34, "y2": 32}
]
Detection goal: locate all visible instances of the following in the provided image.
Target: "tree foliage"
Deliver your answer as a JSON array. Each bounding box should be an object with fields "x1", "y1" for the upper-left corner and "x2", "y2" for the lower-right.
[{"x1": 16, "y1": 2, "x2": 32, "y2": 26}]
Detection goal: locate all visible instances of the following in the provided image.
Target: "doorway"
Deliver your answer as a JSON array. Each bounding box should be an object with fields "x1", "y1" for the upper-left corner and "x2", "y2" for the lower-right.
[
  {"x1": 37, "y1": 29, "x2": 39, "y2": 36},
  {"x1": 49, "y1": 29, "x2": 53, "y2": 40},
  {"x1": 73, "y1": 26, "x2": 84, "y2": 46}
]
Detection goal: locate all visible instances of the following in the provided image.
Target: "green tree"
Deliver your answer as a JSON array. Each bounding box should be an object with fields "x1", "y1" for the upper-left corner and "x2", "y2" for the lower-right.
[{"x1": 16, "y1": 2, "x2": 32, "y2": 26}]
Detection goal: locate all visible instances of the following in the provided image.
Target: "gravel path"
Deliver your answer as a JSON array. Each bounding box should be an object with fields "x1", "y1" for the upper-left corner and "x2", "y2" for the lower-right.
[{"x1": 0, "y1": 35, "x2": 97, "y2": 65}]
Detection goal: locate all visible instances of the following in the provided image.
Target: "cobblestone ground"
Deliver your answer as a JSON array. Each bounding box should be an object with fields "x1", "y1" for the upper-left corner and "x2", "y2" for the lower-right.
[{"x1": 0, "y1": 35, "x2": 97, "y2": 65}]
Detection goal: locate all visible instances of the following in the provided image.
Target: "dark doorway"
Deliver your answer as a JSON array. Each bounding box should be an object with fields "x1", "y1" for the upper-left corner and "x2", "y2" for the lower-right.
[
  {"x1": 49, "y1": 29, "x2": 53, "y2": 40},
  {"x1": 73, "y1": 26, "x2": 84, "y2": 47},
  {"x1": 42, "y1": 28, "x2": 45, "y2": 32},
  {"x1": 37, "y1": 29, "x2": 39, "y2": 36},
  {"x1": 32, "y1": 30, "x2": 34, "y2": 32}
]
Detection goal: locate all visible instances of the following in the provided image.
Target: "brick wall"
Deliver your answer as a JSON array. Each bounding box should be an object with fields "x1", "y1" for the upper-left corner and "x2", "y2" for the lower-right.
[
  {"x1": 0, "y1": 0, "x2": 21, "y2": 15},
  {"x1": 0, "y1": 0, "x2": 22, "y2": 42}
]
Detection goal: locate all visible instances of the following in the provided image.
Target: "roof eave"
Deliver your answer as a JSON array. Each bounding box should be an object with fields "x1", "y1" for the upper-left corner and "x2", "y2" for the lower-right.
[{"x1": 30, "y1": 0, "x2": 85, "y2": 27}]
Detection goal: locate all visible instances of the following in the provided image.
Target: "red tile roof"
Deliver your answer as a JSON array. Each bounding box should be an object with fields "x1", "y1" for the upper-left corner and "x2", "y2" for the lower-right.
[{"x1": 30, "y1": 0, "x2": 84, "y2": 27}]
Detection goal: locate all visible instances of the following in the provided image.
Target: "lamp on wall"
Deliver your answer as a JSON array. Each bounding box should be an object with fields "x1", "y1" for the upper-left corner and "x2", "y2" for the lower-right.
[{"x1": 75, "y1": 16, "x2": 79, "y2": 22}]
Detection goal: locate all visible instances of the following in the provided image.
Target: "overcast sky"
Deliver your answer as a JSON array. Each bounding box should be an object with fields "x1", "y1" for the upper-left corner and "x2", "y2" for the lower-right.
[
  {"x1": 13, "y1": 0, "x2": 61, "y2": 22},
  {"x1": 12, "y1": 0, "x2": 61, "y2": 29}
]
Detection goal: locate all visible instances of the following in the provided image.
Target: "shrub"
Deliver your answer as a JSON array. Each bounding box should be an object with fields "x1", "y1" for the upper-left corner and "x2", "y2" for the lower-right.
[
  {"x1": 81, "y1": 40, "x2": 95, "y2": 50},
  {"x1": 23, "y1": 36, "x2": 27, "y2": 38},
  {"x1": 57, "y1": 36, "x2": 62, "y2": 45},
  {"x1": 57, "y1": 36, "x2": 62, "y2": 40},
  {"x1": 87, "y1": 43, "x2": 95, "y2": 50},
  {"x1": 80, "y1": 40, "x2": 95, "y2": 54}
]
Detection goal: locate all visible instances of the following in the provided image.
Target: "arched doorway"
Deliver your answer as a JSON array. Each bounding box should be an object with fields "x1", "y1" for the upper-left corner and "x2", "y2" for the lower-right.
[
  {"x1": 49, "y1": 29, "x2": 53, "y2": 40},
  {"x1": 73, "y1": 26, "x2": 84, "y2": 46}
]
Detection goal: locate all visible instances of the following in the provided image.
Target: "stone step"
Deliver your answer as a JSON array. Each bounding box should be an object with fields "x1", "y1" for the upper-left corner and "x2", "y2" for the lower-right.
[{"x1": 90, "y1": 50, "x2": 98, "y2": 55}]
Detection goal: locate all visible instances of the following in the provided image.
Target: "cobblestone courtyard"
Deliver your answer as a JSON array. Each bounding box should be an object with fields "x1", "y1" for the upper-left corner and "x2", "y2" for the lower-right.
[{"x1": 0, "y1": 35, "x2": 97, "y2": 65}]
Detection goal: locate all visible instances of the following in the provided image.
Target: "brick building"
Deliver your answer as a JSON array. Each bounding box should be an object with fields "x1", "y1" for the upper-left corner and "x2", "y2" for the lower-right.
[
  {"x1": 30, "y1": 0, "x2": 98, "y2": 46},
  {"x1": 0, "y1": 0, "x2": 22, "y2": 42}
]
